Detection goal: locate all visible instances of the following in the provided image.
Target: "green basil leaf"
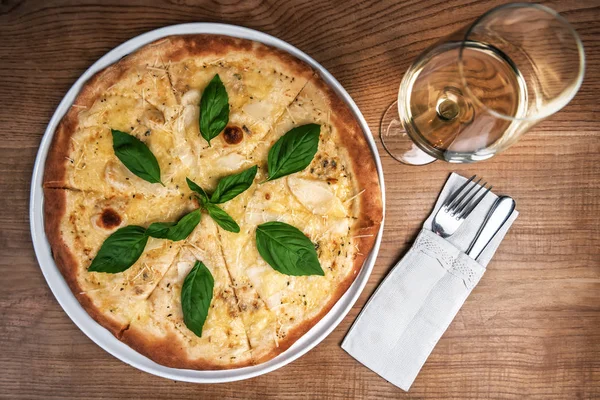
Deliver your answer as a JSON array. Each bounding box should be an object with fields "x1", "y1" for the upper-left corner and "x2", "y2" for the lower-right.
[
  {"x1": 266, "y1": 124, "x2": 320, "y2": 181},
  {"x1": 146, "y1": 209, "x2": 201, "y2": 241},
  {"x1": 186, "y1": 177, "x2": 209, "y2": 204},
  {"x1": 255, "y1": 221, "x2": 324, "y2": 276},
  {"x1": 88, "y1": 225, "x2": 149, "y2": 273},
  {"x1": 112, "y1": 129, "x2": 163, "y2": 185},
  {"x1": 210, "y1": 165, "x2": 258, "y2": 204},
  {"x1": 199, "y1": 74, "x2": 229, "y2": 146},
  {"x1": 206, "y1": 203, "x2": 240, "y2": 233},
  {"x1": 181, "y1": 261, "x2": 214, "y2": 337}
]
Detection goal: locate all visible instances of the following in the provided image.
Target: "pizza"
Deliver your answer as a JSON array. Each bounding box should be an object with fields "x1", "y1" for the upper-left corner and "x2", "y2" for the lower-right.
[{"x1": 43, "y1": 34, "x2": 382, "y2": 369}]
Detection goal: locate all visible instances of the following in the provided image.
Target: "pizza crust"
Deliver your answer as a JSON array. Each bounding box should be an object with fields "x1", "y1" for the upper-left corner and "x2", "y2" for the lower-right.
[
  {"x1": 121, "y1": 327, "x2": 253, "y2": 370},
  {"x1": 44, "y1": 188, "x2": 128, "y2": 337},
  {"x1": 43, "y1": 34, "x2": 382, "y2": 370}
]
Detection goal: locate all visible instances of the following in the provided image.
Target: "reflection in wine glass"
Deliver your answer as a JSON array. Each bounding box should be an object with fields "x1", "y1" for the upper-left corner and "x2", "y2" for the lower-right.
[
  {"x1": 380, "y1": 114, "x2": 436, "y2": 165},
  {"x1": 380, "y1": 3, "x2": 585, "y2": 165}
]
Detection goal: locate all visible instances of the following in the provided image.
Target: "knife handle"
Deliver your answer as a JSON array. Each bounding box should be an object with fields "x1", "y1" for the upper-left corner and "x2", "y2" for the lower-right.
[{"x1": 467, "y1": 196, "x2": 516, "y2": 260}]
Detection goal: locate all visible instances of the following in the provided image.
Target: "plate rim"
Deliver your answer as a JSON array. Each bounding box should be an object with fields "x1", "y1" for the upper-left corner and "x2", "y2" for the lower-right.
[{"x1": 29, "y1": 22, "x2": 386, "y2": 383}]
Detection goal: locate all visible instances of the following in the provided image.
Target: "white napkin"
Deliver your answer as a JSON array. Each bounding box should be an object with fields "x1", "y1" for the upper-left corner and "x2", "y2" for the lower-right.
[{"x1": 342, "y1": 173, "x2": 519, "y2": 391}]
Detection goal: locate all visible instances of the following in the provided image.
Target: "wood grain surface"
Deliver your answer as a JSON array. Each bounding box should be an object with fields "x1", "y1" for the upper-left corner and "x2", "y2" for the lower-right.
[{"x1": 1, "y1": 0, "x2": 599, "y2": 398}]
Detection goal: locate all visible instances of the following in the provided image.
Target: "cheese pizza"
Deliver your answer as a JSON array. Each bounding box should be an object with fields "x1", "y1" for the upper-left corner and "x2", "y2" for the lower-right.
[{"x1": 43, "y1": 34, "x2": 382, "y2": 369}]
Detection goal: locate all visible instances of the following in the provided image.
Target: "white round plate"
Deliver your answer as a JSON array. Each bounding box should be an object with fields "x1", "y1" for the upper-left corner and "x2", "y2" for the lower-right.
[{"x1": 30, "y1": 23, "x2": 385, "y2": 383}]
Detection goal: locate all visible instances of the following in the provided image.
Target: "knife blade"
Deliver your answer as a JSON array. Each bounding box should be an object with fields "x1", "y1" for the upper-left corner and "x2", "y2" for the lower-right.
[{"x1": 466, "y1": 196, "x2": 516, "y2": 260}]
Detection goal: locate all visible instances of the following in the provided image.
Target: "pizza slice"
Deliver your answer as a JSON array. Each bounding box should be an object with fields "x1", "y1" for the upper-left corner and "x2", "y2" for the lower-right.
[
  {"x1": 44, "y1": 188, "x2": 195, "y2": 335},
  {"x1": 44, "y1": 42, "x2": 194, "y2": 197},
  {"x1": 165, "y1": 35, "x2": 314, "y2": 190},
  {"x1": 217, "y1": 169, "x2": 357, "y2": 362},
  {"x1": 213, "y1": 217, "x2": 282, "y2": 362},
  {"x1": 121, "y1": 215, "x2": 252, "y2": 369},
  {"x1": 215, "y1": 75, "x2": 381, "y2": 362}
]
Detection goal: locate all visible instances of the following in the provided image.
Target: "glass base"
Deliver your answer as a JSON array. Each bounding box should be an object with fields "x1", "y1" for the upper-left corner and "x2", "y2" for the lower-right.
[{"x1": 380, "y1": 100, "x2": 437, "y2": 166}]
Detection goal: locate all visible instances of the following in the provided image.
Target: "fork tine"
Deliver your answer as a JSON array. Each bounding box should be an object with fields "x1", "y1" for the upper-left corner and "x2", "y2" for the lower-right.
[
  {"x1": 454, "y1": 180, "x2": 486, "y2": 215},
  {"x1": 444, "y1": 175, "x2": 476, "y2": 207},
  {"x1": 449, "y1": 177, "x2": 481, "y2": 211},
  {"x1": 458, "y1": 185, "x2": 493, "y2": 219}
]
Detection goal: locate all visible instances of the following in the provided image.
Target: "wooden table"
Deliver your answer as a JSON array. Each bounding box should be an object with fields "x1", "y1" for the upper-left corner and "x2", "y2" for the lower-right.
[{"x1": 1, "y1": 0, "x2": 598, "y2": 398}]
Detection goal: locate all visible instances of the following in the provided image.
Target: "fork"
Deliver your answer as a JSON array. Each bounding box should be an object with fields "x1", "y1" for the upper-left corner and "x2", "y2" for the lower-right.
[{"x1": 431, "y1": 175, "x2": 492, "y2": 238}]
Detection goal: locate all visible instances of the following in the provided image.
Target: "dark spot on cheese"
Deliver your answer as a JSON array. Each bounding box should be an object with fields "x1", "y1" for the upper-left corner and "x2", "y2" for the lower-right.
[
  {"x1": 100, "y1": 208, "x2": 121, "y2": 229},
  {"x1": 265, "y1": 193, "x2": 271, "y2": 200},
  {"x1": 223, "y1": 126, "x2": 243, "y2": 145},
  {"x1": 228, "y1": 306, "x2": 239, "y2": 318}
]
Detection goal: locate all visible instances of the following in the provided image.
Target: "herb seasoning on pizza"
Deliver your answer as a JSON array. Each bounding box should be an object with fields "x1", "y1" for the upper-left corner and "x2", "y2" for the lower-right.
[{"x1": 43, "y1": 35, "x2": 382, "y2": 369}]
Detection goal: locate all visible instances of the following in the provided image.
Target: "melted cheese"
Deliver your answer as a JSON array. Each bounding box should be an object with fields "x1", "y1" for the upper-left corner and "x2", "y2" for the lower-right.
[
  {"x1": 216, "y1": 152, "x2": 251, "y2": 172},
  {"x1": 181, "y1": 89, "x2": 200, "y2": 105},
  {"x1": 125, "y1": 217, "x2": 252, "y2": 365},
  {"x1": 243, "y1": 101, "x2": 273, "y2": 121},
  {"x1": 287, "y1": 176, "x2": 346, "y2": 217},
  {"x1": 60, "y1": 190, "x2": 194, "y2": 330}
]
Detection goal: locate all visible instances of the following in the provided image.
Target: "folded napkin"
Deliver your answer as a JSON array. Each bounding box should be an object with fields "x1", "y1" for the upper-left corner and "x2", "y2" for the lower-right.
[{"x1": 342, "y1": 173, "x2": 518, "y2": 391}]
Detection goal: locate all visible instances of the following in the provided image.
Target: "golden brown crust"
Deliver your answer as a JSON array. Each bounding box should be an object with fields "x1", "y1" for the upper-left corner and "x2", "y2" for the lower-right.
[
  {"x1": 120, "y1": 326, "x2": 253, "y2": 370},
  {"x1": 165, "y1": 35, "x2": 315, "y2": 80},
  {"x1": 43, "y1": 110, "x2": 76, "y2": 188},
  {"x1": 43, "y1": 188, "x2": 125, "y2": 337},
  {"x1": 43, "y1": 34, "x2": 382, "y2": 370}
]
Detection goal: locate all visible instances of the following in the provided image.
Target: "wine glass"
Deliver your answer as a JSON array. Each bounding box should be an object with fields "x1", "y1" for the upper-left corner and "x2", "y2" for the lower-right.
[{"x1": 380, "y1": 3, "x2": 585, "y2": 165}]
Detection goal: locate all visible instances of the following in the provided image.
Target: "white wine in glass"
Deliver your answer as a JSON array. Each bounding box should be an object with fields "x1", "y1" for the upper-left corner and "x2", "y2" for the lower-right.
[{"x1": 381, "y1": 3, "x2": 585, "y2": 165}]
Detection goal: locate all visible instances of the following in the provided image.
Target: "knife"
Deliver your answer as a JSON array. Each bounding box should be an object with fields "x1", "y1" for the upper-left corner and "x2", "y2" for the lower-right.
[{"x1": 466, "y1": 196, "x2": 516, "y2": 260}]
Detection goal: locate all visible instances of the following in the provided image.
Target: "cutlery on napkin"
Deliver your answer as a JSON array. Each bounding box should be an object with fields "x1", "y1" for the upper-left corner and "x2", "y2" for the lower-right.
[{"x1": 341, "y1": 172, "x2": 519, "y2": 391}]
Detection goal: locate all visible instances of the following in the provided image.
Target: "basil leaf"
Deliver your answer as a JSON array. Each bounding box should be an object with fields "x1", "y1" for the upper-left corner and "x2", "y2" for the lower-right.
[
  {"x1": 199, "y1": 74, "x2": 229, "y2": 146},
  {"x1": 210, "y1": 165, "x2": 258, "y2": 204},
  {"x1": 266, "y1": 124, "x2": 320, "y2": 181},
  {"x1": 186, "y1": 177, "x2": 209, "y2": 204},
  {"x1": 206, "y1": 203, "x2": 240, "y2": 233},
  {"x1": 146, "y1": 209, "x2": 201, "y2": 241},
  {"x1": 112, "y1": 129, "x2": 163, "y2": 185},
  {"x1": 255, "y1": 221, "x2": 323, "y2": 276},
  {"x1": 181, "y1": 261, "x2": 214, "y2": 337},
  {"x1": 88, "y1": 226, "x2": 149, "y2": 273}
]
